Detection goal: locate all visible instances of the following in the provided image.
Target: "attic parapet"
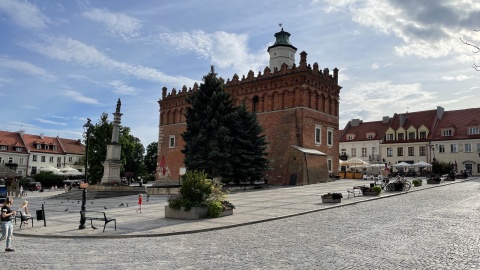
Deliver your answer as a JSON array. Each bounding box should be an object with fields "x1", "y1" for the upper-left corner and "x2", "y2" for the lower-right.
[{"x1": 160, "y1": 82, "x2": 199, "y2": 101}]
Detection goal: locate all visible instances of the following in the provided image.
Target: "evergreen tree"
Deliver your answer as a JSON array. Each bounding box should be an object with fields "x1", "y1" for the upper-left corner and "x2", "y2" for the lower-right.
[
  {"x1": 230, "y1": 105, "x2": 270, "y2": 183},
  {"x1": 182, "y1": 66, "x2": 236, "y2": 179}
]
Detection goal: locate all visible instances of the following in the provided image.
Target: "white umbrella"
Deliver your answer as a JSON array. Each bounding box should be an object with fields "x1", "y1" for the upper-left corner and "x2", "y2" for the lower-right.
[
  {"x1": 393, "y1": 162, "x2": 412, "y2": 168},
  {"x1": 412, "y1": 161, "x2": 432, "y2": 167},
  {"x1": 368, "y1": 163, "x2": 386, "y2": 168},
  {"x1": 61, "y1": 166, "x2": 83, "y2": 176},
  {"x1": 343, "y1": 157, "x2": 369, "y2": 167}
]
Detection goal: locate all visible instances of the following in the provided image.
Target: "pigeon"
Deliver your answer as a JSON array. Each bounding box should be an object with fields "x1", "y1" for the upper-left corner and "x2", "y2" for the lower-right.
[
  {"x1": 65, "y1": 208, "x2": 68, "y2": 211},
  {"x1": 61, "y1": 201, "x2": 63, "y2": 204},
  {"x1": 92, "y1": 225, "x2": 98, "y2": 230},
  {"x1": 147, "y1": 194, "x2": 150, "y2": 200},
  {"x1": 119, "y1": 203, "x2": 124, "y2": 207},
  {"x1": 67, "y1": 198, "x2": 69, "y2": 201},
  {"x1": 78, "y1": 201, "x2": 80, "y2": 204},
  {"x1": 91, "y1": 202, "x2": 94, "y2": 204},
  {"x1": 104, "y1": 206, "x2": 107, "y2": 209}
]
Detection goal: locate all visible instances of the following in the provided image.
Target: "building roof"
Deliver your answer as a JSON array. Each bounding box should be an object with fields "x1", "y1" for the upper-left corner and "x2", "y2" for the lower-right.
[
  {"x1": 431, "y1": 107, "x2": 480, "y2": 141},
  {"x1": 389, "y1": 109, "x2": 437, "y2": 131},
  {"x1": 339, "y1": 120, "x2": 391, "y2": 142},
  {"x1": 0, "y1": 130, "x2": 28, "y2": 154},
  {"x1": 22, "y1": 133, "x2": 64, "y2": 154},
  {"x1": 267, "y1": 28, "x2": 297, "y2": 51},
  {"x1": 58, "y1": 138, "x2": 85, "y2": 155}
]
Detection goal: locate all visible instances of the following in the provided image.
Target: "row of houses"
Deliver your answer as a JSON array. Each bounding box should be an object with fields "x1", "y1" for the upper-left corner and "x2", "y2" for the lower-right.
[
  {"x1": 339, "y1": 106, "x2": 480, "y2": 175},
  {"x1": 0, "y1": 130, "x2": 85, "y2": 177}
]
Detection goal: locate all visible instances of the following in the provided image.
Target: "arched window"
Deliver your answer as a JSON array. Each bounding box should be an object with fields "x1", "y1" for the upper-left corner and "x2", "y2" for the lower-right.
[{"x1": 252, "y1": 95, "x2": 259, "y2": 113}]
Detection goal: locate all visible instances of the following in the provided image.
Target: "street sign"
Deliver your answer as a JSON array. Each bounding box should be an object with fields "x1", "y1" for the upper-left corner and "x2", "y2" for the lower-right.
[{"x1": 80, "y1": 183, "x2": 89, "y2": 189}]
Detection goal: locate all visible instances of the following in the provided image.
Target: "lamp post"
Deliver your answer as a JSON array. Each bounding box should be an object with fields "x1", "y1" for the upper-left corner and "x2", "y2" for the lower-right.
[{"x1": 79, "y1": 118, "x2": 94, "y2": 230}]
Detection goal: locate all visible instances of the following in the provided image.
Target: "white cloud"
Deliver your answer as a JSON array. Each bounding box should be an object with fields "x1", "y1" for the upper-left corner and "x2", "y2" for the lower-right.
[
  {"x1": 23, "y1": 36, "x2": 196, "y2": 86},
  {"x1": 34, "y1": 118, "x2": 67, "y2": 126},
  {"x1": 63, "y1": 90, "x2": 100, "y2": 105},
  {"x1": 156, "y1": 30, "x2": 269, "y2": 75},
  {"x1": 317, "y1": 0, "x2": 480, "y2": 59},
  {"x1": 19, "y1": 105, "x2": 38, "y2": 110},
  {"x1": 341, "y1": 80, "x2": 435, "y2": 123},
  {"x1": 441, "y1": 75, "x2": 473, "y2": 81},
  {"x1": 0, "y1": 56, "x2": 55, "y2": 80},
  {"x1": 370, "y1": 62, "x2": 379, "y2": 69},
  {"x1": 0, "y1": 0, "x2": 51, "y2": 29},
  {"x1": 83, "y1": 8, "x2": 142, "y2": 41},
  {"x1": 109, "y1": 80, "x2": 137, "y2": 95}
]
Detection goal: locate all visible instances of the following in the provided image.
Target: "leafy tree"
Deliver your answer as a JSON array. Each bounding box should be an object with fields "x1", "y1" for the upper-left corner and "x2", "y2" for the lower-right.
[
  {"x1": 182, "y1": 66, "x2": 236, "y2": 179},
  {"x1": 230, "y1": 105, "x2": 270, "y2": 184},
  {"x1": 144, "y1": 142, "x2": 158, "y2": 174},
  {"x1": 84, "y1": 112, "x2": 145, "y2": 183}
]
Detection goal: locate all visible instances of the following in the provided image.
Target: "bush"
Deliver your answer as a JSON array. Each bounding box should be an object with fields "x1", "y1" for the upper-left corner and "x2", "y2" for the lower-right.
[
  {"x1": 412, "y1": 179, "x2": 421, "y2": 186},
  {"x1": 372, "y1": 186, "x2": 382, "y2": 195},
  {"x1": 207, "y1": 201, "x2": 223, "y2": 218}
]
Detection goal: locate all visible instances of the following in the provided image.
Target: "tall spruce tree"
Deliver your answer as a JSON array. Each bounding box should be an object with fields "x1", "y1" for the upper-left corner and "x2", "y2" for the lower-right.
[
  {"x1": 230, "y1": 105, "x2": 270, "y2": 183},
  {"x1": 182, "y1": 66, "x2": 236, "y2": 179}
]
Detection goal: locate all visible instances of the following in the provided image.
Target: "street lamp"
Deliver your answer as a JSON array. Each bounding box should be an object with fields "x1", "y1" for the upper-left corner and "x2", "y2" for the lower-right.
[{"x1": 79, "y1": 118, "x2": 94, "y2": 230}]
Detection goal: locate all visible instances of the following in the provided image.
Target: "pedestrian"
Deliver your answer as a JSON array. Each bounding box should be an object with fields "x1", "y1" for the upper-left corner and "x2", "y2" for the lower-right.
[
  {"x1": 19, "y1": 185, "x2": 23, "y2": 198},
  {"x1": 18, "y1": 201, "x2": 31, "y2": 226},
  {"x1": 1, "y1": 196, "x2": 16, "y2": 252},
  {"x1": 136, "y1": 194, "x2": 143, "y2": 213}
]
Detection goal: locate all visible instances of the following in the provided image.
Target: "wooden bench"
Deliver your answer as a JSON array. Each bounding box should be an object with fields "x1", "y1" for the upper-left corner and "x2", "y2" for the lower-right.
[
  {"x1": 82, "y1": 211, "x2": 116, "y2": 232},
  {"x1": 347, "y1": 185, "x2": 364, "y2": 198},
  {"x1": 14, "y1": 212, "x2": 34, "y2": 228}
]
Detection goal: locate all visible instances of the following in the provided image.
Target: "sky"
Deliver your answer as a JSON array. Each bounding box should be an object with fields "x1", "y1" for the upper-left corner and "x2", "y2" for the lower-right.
[{"x1": 0, "y1": 0, "x2": 479, "y2": 148}]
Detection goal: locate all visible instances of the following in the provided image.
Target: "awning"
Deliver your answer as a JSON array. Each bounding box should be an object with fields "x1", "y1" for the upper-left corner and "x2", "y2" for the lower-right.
[{"x1": 291, "y1": 145, "x2": 327, "y2": 156}]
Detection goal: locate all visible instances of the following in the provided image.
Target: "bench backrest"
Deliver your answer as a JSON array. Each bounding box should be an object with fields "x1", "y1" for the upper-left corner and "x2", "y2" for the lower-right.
[{"x1": 85, "y1": 211, "x2": 107, "y2": 219}]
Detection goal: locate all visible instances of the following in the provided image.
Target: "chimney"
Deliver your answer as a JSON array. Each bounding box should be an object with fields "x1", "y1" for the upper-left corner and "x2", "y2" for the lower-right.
[
  {"x1": 40, "y1": 133, "x2": 44, "y2": 139},
  {"x1": 382, "y1": 116, "x2": 390, "y2": 123},
  {"x1": 351, "y1": 119, "x2": 361, "y2": 127},
  {"x1": 437, "y1": 106, "x2": 444, "y2": 120}
]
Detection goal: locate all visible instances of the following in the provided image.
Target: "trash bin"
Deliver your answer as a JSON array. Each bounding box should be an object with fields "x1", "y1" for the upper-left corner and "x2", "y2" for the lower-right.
[{"x1": 36, "y1": 209, "x2": 44, "y2": 220}]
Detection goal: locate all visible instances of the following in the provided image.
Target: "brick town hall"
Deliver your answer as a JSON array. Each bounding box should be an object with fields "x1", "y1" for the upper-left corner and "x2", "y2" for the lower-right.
[{"x1": 157, "y1": 28, "x2": 341, "y2": 185}]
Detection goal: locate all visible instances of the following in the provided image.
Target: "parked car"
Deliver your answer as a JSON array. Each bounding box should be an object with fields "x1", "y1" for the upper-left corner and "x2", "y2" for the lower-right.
[{"x1": 28, "y1": 182, "x2": 42, "y2": 191}]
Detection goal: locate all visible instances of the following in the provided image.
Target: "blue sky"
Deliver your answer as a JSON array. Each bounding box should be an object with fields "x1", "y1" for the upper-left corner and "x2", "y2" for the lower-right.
[{"x1": 0, "y1": 0, "x2": 479, "y2": 148}]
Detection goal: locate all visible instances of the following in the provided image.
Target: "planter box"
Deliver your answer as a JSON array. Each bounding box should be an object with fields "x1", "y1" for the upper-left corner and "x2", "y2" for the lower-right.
[
  {"x1": 362, "y1": 191, "x2": 379, "y2": 196},
  {"x1": 427, "y1": 179, "x2": 441, "y2": 184},
  {"x1": 164, "y1": 206, "x2": 208, "y2": 220},
  {"x1": 322, "y1": 197, "x2": 342, "y2": 203},
  {"x1": 220, "y1": 208, "x2": 234, "y2": 217}
]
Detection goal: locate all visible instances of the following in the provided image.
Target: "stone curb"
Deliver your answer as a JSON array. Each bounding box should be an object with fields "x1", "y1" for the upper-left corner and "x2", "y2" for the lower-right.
[{"x1": 14, "y1": 178, "x2": 475, "y2": 239}]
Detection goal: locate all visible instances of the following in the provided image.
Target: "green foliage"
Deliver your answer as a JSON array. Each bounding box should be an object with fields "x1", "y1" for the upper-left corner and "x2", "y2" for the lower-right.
[
  {"x1": 182, "y1": 67, "x2": 270, "y2": 183},
  {"x1": 207, "y1": 200, "x2": 222, "y2": 218},
  {"x1": 229, "y1": 105, "x2": 270, "y2": 184},
  {"x1": 167, "y1": 196, "x2": 184, "y2": 210},
  {"x1": 412, "y1": 179, "x2": 421, "y2": 186},
  {"x1": 33, "y1": 172, "x2": 63, "y2": 188},
  {"x1": 144, "y1": 142, "x2": 158, "y2": 174},
  {"x1": 86, "y1": 112, "x2": 146, "y2": 183},
  {"x1": 182, "y1": 66, "x2": 236, "y2": 179},
  {"x1": 372, "y1": 185, "x2": 382, "y2": 195},
  {"x1": 431, "y1": 161, "x2": 454, "y2": 175},
  {"x1": 168, "y1": 171, "x2": 213, "y2": 211}
]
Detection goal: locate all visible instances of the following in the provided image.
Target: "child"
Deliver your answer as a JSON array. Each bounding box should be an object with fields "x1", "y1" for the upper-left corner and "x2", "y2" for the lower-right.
[{"x1": 136, "y1": 194, "x2": 143, "y2": 213}]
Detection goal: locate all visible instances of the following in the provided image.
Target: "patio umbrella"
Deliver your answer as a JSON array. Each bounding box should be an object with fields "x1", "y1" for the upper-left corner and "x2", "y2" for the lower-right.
[
  {"x1": 343, "y1": 157, "x2": 369, "y2": 167},
  {"x1": 412, "y1": 161, "x2": 432, "y2": 167},
  {"x1": 60, "y1": 166, "x2": 83, "y2": 176},
  {"x1": 393, "y1": 162, "x2": 412, "y2": 168}
]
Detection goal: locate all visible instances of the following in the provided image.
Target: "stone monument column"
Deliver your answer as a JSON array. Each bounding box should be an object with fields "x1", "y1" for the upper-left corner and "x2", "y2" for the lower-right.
[{"x1": 101, "y1": 98, "x2": 123, "y2": 185}]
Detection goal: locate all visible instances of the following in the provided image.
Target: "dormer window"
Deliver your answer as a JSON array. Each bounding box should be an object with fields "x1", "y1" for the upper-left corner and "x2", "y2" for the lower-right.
[
  {"x1": 366, "y1": 132, "x2": 375, "y2": 139},
  {"x1": 45, "y1": 145, "x2": 49, "y2": 150},
  {"x1": 419, "y1": 131, "x2": 427, "y2": 139},
  {"x1": 346, "y1": 134, "x2": 355, "y2": 140},
  {"x1": 36, "y1": 144, "x2": 41, "y2": 149},
  {"x1": 53, "y1": 145, "x2": 57, "y2": 150},
  {"x1": 442, "y1": 129, "x2": 453, "y2": 136},
  {"x1": 397, "y1": 133, "x2": 404, "y2": 140},
  {"x1": 386, "y1": 134, "x2": 394, "y2": 141},
  {"x1": 468, "y1": 127, "x2": 479, "y2": 135},
  {"x1": 15, "y1": 147, "x2": 22, "y2": 152},
  {"x1": 0, "y1": 146, "x2": 7, "y2": 151}
]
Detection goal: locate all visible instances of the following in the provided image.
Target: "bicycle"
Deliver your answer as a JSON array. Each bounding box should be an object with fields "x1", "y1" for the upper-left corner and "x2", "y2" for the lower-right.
[
  {"x1": 21, "y1": 190, "x2": 27, "y2": 197},
  {"x1": 385, "y1": 176, "x2": 411, "y2": 191}
]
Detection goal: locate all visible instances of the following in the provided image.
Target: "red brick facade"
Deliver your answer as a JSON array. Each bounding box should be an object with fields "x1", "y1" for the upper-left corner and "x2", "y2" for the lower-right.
[{"x1": 157, "y1": 35, "x2": 341, "y2": 185}]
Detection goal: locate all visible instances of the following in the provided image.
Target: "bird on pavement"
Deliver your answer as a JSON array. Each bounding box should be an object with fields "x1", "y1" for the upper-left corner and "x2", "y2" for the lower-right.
[
  {"x1": 65, "y1": 208, "x2": 68, "y2": 211},
  {"x1": 91, "y1": 202, "x2": 94, "y2": 204},
  {"x1": 119, "y1": 203, "x2": 124, "y2": 207},
  {"x1": 104, "y1": 206, "x2": 107, "y2": 209},
  {"x1": 78, "y1": 201, "x2": 80, "y2": 204}
]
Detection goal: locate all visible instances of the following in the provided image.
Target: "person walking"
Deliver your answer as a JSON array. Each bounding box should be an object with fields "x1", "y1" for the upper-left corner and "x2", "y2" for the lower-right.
[
  {"x1": 1, "y1": 196, "x2": 16, "y2": 252},
  {"x1": 136, "y1": 194, "x2": 143, "y2": 213}
]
